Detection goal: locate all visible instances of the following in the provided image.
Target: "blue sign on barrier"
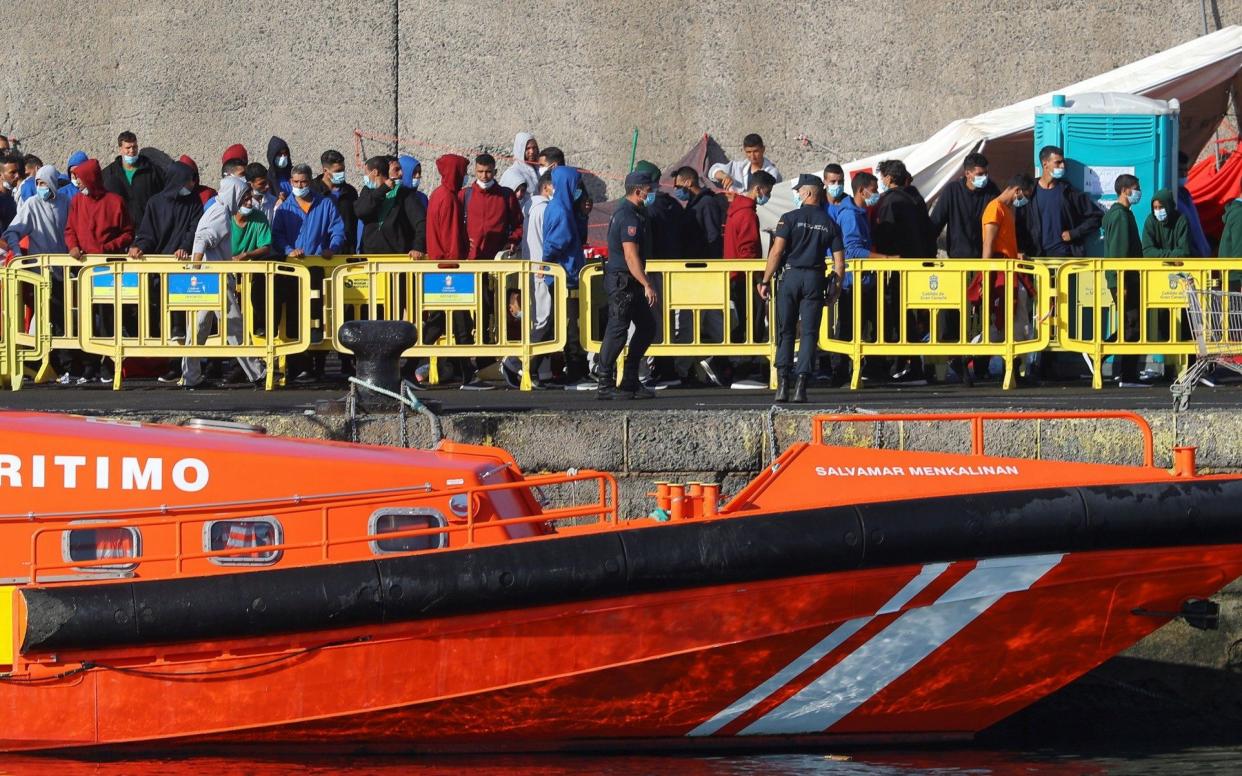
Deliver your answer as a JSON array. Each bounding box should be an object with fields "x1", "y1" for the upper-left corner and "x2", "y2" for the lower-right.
[
  {"x1": 423, "y1": 273, "x2": 476, "y2": 307},
  {"x1": 90, "y1": 267, "x2": 139, "y2": 301},
  {"x1": 167, "y1": 273, "x2": 222, "y2": 308}
]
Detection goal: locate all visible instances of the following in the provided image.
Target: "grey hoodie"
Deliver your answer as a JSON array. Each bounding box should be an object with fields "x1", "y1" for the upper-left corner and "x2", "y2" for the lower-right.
[
  {"x1": 193, "y1": 176, "x2": 248, "y2": 260},
  {"x1": 2, "y1": 165, "x2": 70, "y2": 254}
]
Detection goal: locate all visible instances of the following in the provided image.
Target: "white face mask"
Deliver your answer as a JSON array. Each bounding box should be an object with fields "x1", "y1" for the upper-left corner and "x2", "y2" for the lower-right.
[
  {"x1": 477, "y1": 178, "x2": 495, "y2": 190},
  {"x1": 538, "y1": 165, "x2": 548, "y2": 177}
]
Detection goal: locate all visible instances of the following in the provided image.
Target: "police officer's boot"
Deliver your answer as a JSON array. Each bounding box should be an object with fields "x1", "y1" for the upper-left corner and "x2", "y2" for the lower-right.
[
  {"x1": 597, "y1": 373, "x2": 618, "y2": 401},
  {"x1": 774, "y1": 372, "x2": 791, "y2": 403},
  {"x1": 792, "y1": 374, "x2": 809, "y2": 404}
]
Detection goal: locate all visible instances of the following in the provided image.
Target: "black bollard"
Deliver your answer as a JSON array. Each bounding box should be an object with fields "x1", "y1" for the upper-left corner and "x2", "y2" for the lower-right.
[{"x1": 337, "y1": 320, "x2": 417, "y2": 395}]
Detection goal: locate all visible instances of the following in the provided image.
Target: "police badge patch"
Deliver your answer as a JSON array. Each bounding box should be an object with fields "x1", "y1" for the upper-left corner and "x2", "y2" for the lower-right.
[{"x1": 627, "y1": 226, "x2": 637, "y2": 237}]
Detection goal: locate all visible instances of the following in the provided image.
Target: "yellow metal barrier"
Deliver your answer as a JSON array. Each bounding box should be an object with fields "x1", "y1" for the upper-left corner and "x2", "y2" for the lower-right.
[
  {"x1": 77, "y1": 261, "x2": 312, "y2": 390},
  {"x1": 579, "y1": 259, "x2": 774, "y2": 382},
  {"x1": 1055, "y1": 258, "x2": 1242, "y2": 388},
  {"x1": 0, "y1": 266, "x2": 51, "y2": 390},
  {"x1": 9, "y1": 254, "x2": 118, "y2": 383},
  {"x1": 330, "y1": 260, "x2": 567, "y2": 390},
  {"x1": 280, "y1": 254, "x2": 415, "y2": 353},
  {"x1": 820, "y1": 259, "x2": 1054, "y2": 389}
]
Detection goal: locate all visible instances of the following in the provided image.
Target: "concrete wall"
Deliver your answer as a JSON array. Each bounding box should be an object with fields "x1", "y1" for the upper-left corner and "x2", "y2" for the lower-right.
[{"x1": 4, "y1": 2, "x2": 1238, "y2": 191}]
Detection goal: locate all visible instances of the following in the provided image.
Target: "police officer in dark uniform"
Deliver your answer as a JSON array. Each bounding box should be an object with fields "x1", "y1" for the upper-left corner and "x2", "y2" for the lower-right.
[
  {"x1": 598, "y1": 171, "x2": 659, "y2": 400},
  {"x1": 757, "y1": 174, "x2": 845, "y2": 403}
]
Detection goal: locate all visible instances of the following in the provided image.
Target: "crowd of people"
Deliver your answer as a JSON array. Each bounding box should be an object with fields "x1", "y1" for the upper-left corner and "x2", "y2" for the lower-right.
[{"x1": 0, "y1": 128, "x2": 1233, "y2": 396}]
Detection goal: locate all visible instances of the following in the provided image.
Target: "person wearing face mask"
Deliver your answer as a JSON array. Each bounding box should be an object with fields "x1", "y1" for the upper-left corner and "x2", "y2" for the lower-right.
[
  {"x1": 1141, "y1": 189, "x2": 1190, "y2": 258},
  {"x1": 828, "y1": 171, "x2": 882, "y2": 386},
  {"x1": 356, "y1": 155, "x2": 427, "y2": 258},
  {"x1": 462, "y1": 153, "x2": 522, "y2": 260},
  {"x1": 266, "y1": 136, "x2": 294, "y2": 197},
  {"x1": 310, "y1": 149, "x2": 358, "y2": 254},
  {"x1": 180, "y1": 176, "x2": 266, "y2": 389},
  {"x1": 244, "y1": 163, "x2": 279, "y2": 225},
  {"x1": 542, "y1": 164, "x2": 590, "y2": 385},
  {"x1": 0, "y1": 153, "x2": 19, "y2": 230},
  {"x1": 673, "y1": 167, "x2": 727, "y2": 260},
  {"x1": 1102, "y1": 174, "x2": 1146, "y2": 386},
  {"x1": 398, "y1": 155, "x2": 428, "y2": 209},
  {"x1": 1024, "y1": 145, "x2": 1101, "y2": 258},
  {"x1": 822, "y1": 164, "x2": 848, "y2": 219},
  {"x1": 979, "y1": 173, "x2": 1038, "y2": 385},
  {"x1": 757, "y1": 174, "x2": 845, "y2": 403},
  {"x1": 505, "y1": 131, "x2": 541, "y2": 200},
  {"x1": 1175, "y1": 152, "x2": 1212, "y2": 257},
  {"x1": 724, "y1": 171, "x2": 774, "y2": 260},
  {"x1": 59, "y1": 151, "x2": 89, "y2": 199},
  {"x1": 17, "y1": 155, "x2": 42, "y2": 204},
  {"x1": 127, "y1": 161, "x2": 204, "y2": 381},
  {"x1": 201, "y1": 158, "x2": 249, "y2": 212},
  {"x1": 1, "y1": 164, "x2": 70, "y2": 256},
  {"x1": 930, "y1": 153, "x2": 999, "y2": 259},
  {"x1": 101, "y1": 131, "x2": 164, "y2": 227},
  {"x1": 597, "y1": 171, "x2": 659, "y2": 400},
  {"x1": 177, "y1": 155, "x2": 217, "y2": 208},
  {"x1": 503, "y1": 171, "x2": 556, "y2": 389}
]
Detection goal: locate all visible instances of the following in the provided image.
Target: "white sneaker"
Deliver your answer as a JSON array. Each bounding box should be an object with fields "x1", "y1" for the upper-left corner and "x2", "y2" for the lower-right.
[
  {"x1": 698, "y1": 358, "x2": 723, "y2": 387},
  {"x1": 57, "y1": 373, "x2": 73, "y2": 385}
]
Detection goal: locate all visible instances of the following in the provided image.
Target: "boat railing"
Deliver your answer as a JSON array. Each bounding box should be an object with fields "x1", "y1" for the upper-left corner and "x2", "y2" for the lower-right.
[
  {"x1": 26, "y1": 469, "x2": 618, "y2": 584},
  {"x1": 810, "y1": 411, "x2": 1156, "y2": 468}
]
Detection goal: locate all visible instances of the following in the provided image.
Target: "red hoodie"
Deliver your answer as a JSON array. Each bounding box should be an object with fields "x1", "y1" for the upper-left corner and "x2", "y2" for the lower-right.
[
  {"x1": 463, "y1": 181, "x2": 523, "y2": 259},
  {"x1": 724, "y1": 194, "x2": 761, "y2": 258},
  {"x1": 64, "y1": 159, "x2": 134, "y2": 253},
  {"x1": 221, "y1": 143, "x2": 249, "y2": 165},
  {"x1": 427, "y1": 155, "x2": 468, "y2": 259},
  {"x1": 179, "y1": 154, "x2": 217, "y2": 207}
]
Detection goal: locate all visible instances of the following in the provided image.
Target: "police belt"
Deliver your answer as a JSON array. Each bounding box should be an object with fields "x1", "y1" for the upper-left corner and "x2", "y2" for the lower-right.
[{"x1": 780, "y1": 264, "x2": 826, "y2": 273}]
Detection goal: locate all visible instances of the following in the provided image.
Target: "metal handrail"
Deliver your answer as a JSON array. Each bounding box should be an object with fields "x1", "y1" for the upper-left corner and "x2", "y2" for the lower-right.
[
  {"x1": 811, "y1": 411, "x2": 1156, "y2": 468},
  {"x1": 29, "y1": 470, "x2": 618, "y2": 584}
]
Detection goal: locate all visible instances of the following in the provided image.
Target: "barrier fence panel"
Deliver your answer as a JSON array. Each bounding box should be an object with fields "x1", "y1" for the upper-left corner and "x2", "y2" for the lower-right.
[
  {"x1": 1055, "y1": 259, "x2": 1242, "y2": 389},
  {"x1": 0, "y1": 267, "x2": 51, "y2": 391},
  {"x1": 820, "y1": 259, "x2": 1053, "y2": 390},
  {"x1": 286, "y1": 255, "x2": 415, "y2": 357},
  {"x1": 579, "y1": 260, "x2": 774, "y2": 384},
  {"x1": 9, "y1": 254, "x2": 118, "y2": 384},
  {"x1": 77, "y1": 260, "x2": 312, "y2": 390},
  {"x1": 330, "y1": 260, "x2": 567, "y2": 390}
]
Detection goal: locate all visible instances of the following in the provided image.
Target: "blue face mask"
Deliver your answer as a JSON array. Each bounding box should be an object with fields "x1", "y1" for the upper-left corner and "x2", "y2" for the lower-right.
[
  {"x1": 276, "y1": 155, "x2": 289, "y2": 169},
  {"x1": 331, "y1": 171, "x2": 346, "y2": 185},
  {"x1": 409, "y1": 178, "x2": 420, "y2": 190},
  {"x1": 36, "y1": 186, "x2": 52, "y2": 201},
  {"x1": 672, "y1": 188, "x2": 690, "y2": 202},
  {"x1": 573, "y1": 187, "x2": 583, "y2": 202},
  {"x1": 826, "y1": 183, "x2": 844, "y2": 199},
  {"x1": 122, "y1": 154, "x2": 139, "y2": 166},
  {"x1": 972, "y1": 174, "x2": 989, "y2": 189},
  {"x1": 756, "y1": 194, "x2": 770, "y2": 206},
  {"x1": 1129, "y1": 189, "x2": 1142, "y2": 205},
  {"x1": 362, "y1": 179, "x2": 377, "y2": 190},
  {"x1": 1154, "y1": 207, "x2": 1168, "y2": 222},
  {"x1": 239, "y1": 205, "x2": 254, "y2": 216},
  {"x1": 292, "y1": 185, "x2": 310, "y2": 198},
  {"x1": 643, "y1": 191, "x2": 656, "y2": 207},
  {"x1": 864, "y1": 192, "x2": 880, "y2": 207},
  {"x1": 1051, "y1": 167, "x2": 1065, "y2": 180},
  {"x1": 1013, "y1": 196, "x2": 1029, "y2": 208}
]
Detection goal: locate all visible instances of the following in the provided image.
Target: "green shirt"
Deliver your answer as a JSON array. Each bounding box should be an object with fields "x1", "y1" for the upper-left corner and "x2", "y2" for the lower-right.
[
  {"x1": 123, "y1": 167, "x2": 136, "y2": 185},
  {"x1": 1220, "y1": 200, "x2": 1242, "y2": 258},
  {"x1": 231, "y1": 212, "x2": 272, "y2": 257},
  {"x1": 1101, "y1": 203, "x2": 1142, "y2": 258}
]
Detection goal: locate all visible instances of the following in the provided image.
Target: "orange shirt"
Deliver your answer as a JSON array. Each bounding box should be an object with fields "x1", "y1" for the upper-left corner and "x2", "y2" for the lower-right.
[
  {"x1": 981, "y1": 198, "x2": 1018, "y2": 259},
  {"x1": 296, "y1": 197, "x2": 312, "y2": 215}
]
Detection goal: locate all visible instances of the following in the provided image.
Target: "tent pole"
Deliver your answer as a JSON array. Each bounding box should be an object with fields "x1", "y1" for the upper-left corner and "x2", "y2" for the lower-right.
[{"x1": 628, "y1": 128, "x2": 639, "y2": 172}]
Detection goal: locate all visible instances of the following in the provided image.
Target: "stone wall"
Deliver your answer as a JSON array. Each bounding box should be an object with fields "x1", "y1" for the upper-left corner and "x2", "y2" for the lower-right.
[{"x1": 4, "y1": 2, "x2": 1237, "y2": 192}]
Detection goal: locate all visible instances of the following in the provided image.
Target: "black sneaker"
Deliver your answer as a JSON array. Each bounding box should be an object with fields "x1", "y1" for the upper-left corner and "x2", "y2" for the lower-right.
[
  {"x1": 628, "y1": 385, "x2": 655, "y2": 400},
  {"x1": 501, "y1": 362, "x2": 522, "y2": 389},
  {"x1": 158, "y1": 368, "x2": 181, "y2": 384},
  {"x1": 223, "y1": 365, "x2": 249, "y2": 384},
  {"x1": 460, "y1": 378, "x2": 495, "y2": 391}
]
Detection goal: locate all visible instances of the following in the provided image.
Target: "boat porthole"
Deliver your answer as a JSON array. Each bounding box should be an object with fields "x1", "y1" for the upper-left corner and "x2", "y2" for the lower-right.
[
  {"x1": 844, "y1": 532, "x2": 858, "y2": 546},
  {"x1": 449, "y1": 494, "x2": 469, "y2": 517},
  {"x1": 499, "y1": 571, "x2": 515, "y2": 588}
]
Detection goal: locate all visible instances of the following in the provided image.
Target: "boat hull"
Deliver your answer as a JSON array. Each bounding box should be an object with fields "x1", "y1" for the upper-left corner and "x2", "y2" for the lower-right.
[{"x1": 2, "y1": 544, "x2": 1237, "y2": 752}]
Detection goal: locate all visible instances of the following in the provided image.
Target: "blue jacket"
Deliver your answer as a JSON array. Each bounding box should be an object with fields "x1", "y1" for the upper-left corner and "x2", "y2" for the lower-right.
[
  {"x1": 833, "y1": 197, "x2": 873, "y2": 289},
  {"x1": 1177, "y1": 186, "x2": 1211, "y2": 257},
  {"x1": 399, "y1": 156, "x2": 430, "y2": 210},
  {"x1": 542, "y1": 166, "x2": 585, "y2": 288},
  {"x1": 272, "y1": 192, "x2": 346, "y2": 256}
]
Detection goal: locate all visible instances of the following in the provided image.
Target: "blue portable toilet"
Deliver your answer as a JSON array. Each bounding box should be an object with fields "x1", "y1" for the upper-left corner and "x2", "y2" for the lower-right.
[{"x1": 1034, "y1": 92, "x2": 1180, "y2": 256}]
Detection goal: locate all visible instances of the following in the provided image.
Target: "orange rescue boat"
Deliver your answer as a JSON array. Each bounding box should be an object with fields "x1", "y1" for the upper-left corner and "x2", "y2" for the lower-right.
[{"x1": 0, "y1": 409, "x2": 1237, "y2": 753}]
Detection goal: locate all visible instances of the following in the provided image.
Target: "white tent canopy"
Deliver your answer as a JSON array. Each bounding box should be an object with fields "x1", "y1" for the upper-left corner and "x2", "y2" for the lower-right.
[{"x1": 758, "y1": 25, "x2": 1242, "y2": 230}]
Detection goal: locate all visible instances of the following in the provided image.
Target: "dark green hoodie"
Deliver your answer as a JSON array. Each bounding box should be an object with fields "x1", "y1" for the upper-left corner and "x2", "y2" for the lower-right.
[
  {"x1": 1220, "y1": 198, "x2": 1242, "y2": 257},
  {"x1": 1101, "y1": 199, "x2": 1141, "y2": 258},
  {"x1": 1141, "y1": 188, "x2": 1190, "y2": 258}
]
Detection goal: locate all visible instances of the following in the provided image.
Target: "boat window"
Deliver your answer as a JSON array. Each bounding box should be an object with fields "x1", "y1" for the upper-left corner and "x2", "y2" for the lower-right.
[
  {"x1": 369, "y1": 508, "x2": 448, "y2": 554},
  {"x1": 203, "y1": 517, "x2": 283, "y2": 565},
  {"x1": 61, "y1": 523, "x2": 140, "y2": 573}
]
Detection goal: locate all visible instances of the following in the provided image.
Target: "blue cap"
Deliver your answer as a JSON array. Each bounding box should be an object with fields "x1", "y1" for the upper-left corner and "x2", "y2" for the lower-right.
[
  {"x1": 624, "y1": 170, "x2": 652, "y2": 188},
  {"x1": 65, "y1": 151, "x2": 88, "y2": 172}
]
